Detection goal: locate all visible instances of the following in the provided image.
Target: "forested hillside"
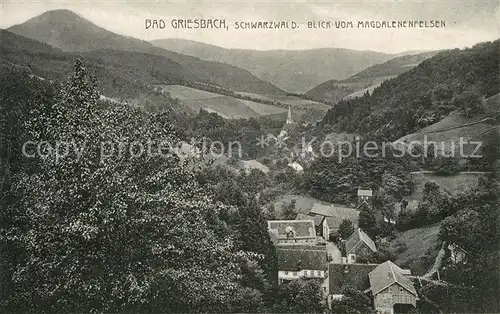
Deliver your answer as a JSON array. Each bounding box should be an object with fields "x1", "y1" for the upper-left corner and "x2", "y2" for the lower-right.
[
  {"x1": 8, "y1": 10, "x2": 283, "y2": 95},
  {"x1": 322, "y1": 41, "x2": 499, "y2": 141},
  {"x1": 305, "y1": 51, "x2": 437, "y2": 103}
]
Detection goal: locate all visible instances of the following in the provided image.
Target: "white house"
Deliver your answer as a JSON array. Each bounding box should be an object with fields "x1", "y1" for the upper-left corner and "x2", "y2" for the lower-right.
[
  {"x1": 287, "y1": 161, "x2": 304, "y2": 173},
  {"x1": 277, "y1": 245, "x2": 327, "y2": 284}
]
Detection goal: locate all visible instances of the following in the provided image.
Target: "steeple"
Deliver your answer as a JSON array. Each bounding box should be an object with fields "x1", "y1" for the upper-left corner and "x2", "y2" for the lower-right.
[{"x1": 286, "y1": 106, "x2": 293, "y2": 124}]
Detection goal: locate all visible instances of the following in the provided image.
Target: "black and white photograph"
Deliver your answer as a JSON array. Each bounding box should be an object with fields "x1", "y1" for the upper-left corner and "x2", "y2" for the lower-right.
[{"x1": 0, "y1": 0, "x2": 499, "y2": 313}]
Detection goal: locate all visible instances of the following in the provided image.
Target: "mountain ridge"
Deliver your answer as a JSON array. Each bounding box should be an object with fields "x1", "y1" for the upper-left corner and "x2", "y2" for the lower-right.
[
  {"x1": 151, "y1": 37, "x2": 393, "y2": 93},
  {"x1": 8, "y1": 9, "x2": 283, "y2": 95}
]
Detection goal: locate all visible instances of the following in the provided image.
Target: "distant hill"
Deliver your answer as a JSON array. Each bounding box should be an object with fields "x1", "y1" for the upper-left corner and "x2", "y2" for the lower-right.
[
  {"x1": 8, "y1": 10, "x2": 283, "y2": 94},
  {"x1": 322, "y1": 40, "x2": 500, "y2": 141},
  {"x1": 151, "y1": 38, "x2": 392, "y2": 93},
  {"x1": 306, "y1": 51, "x2": 438, "y2": 103},
  {"x1": 0, "y1": 30, "x2": 186, "y2": 100}
]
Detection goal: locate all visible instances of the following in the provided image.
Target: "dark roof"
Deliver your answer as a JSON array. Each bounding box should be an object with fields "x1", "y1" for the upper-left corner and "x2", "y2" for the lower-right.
[
  {"x1": 345, "y1": 228, "x2": 377, "y2": 253},
  {"x1": 368, "y1": 261, "x2": 416, "y2": 295},
  {"x1": 268, "y1": 220, "x2": 316, "y2": 239},
  {"x1": 328, "y1": 263, "x2": 378, "y2": 294},
  {"x1": 278, "y1": 246, "x2": 327, "y2": 271},
  {"x1": 312, "y1": 214, "x2": 325, "y2": 227},
  {"x1": 309, "y1": 204, "x2": 359, "y2": 230}
]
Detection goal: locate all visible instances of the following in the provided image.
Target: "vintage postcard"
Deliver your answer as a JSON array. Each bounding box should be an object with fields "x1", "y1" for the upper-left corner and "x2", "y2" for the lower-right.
[{"x1": 0, "y1": 0, "x2": 498, "y2": 313}]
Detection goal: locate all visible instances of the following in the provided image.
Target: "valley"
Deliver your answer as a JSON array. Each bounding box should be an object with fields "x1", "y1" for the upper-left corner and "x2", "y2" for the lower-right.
[{"x1": 0, "y1": 7, "x2": 498, "y2": 314}]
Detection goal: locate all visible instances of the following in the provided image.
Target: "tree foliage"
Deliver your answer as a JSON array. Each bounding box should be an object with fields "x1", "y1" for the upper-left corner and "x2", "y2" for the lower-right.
[
  {"x1": 0, "y1": 59, "x2": 265, "y2": 313},
  {"x1": 273, "y1": 279, "x2": 325, "y2": 313},
  {"x1": 358, "y1": 202, "x2": 378, "y2": 239},
  {"x1": 338, "y1": 219, "x2": 355, "y2": 239},
  {"x1": 322, "y1": 40, "x2": 499, "y2": 141},
  {"x1": 329, "y1": 287, "x2": 375, "y2": 314}
]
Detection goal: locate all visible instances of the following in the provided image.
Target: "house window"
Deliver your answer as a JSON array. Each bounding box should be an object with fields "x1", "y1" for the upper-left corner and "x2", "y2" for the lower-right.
[
  {"x1": 285, "y1": 271, "x2": 289, "y2": 275},
  {"x1": 293, "y1": 271, "x2": 297, "y2": 276},
  {"x1": 316, "y1": 270, "x2": 320, "y2": 276},
  {"x1": 400, "y1": 287, "x2": 403, "y2": 293}
]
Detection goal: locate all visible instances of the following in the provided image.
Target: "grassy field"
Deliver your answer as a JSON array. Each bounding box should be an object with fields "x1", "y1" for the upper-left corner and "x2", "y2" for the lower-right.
[
  {"x1": 409, "y1": 171, "x2": 489, "y2": 200},
  {"x1": 389, "y1": 224, "x2": 441, "y2": 275},
  {"x1": 394, "y1": 110, "x2": 498, "y2": 156},
  {"x1": 343, "y1": 75, "x2": 396, "y2": 99},
  {"x1": 159, "y1": 85, "x2": 287, "y2": 119},
  {"x1": 161, "y1": 84, "x2": 219, "y2": 100},
  {"x1": 237, "y1": 91, "x2": 331, "y2": 111}
]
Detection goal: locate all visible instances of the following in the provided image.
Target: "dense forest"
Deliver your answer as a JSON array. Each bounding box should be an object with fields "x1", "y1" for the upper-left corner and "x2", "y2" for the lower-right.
[{"x1": 322, "y1": 40, "x2": 499, "y2": 141}]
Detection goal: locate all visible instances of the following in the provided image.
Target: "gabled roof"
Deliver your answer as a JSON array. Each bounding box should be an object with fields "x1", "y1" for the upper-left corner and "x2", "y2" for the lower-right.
[
  {"x1": 296, "y1": 213, "x2": 325, "y2": 228},
  {"x1": 309, "y1": 203, "x2": 335, "y2": 216},
  {"x1": 329, "y1": 263, "x2": 378, "y2": 294},
  {"x1": 368, "y1": 261, "x2": 416, "y2": 296},
  {"x1": 357, "y1": 189, "x2": 373, "y2": 197},
  {"x1": 313, "y1": 208, "x2": 358, "y2": 232},
  {"x1": 310, "y1": 204, "x2": 359, "y2": 231},
  {"x1": 345, "y1": 228, "x2": 377, "y2": 253},
  {"x1": 268, "y1": 220, "x2": 316, "y2": 240},
  {"x1": 277, "y1": 246, "x2": 327, "y2": 271},
  {"x1": 312, "y1": 214, "x2": 325, "y2": 227}
]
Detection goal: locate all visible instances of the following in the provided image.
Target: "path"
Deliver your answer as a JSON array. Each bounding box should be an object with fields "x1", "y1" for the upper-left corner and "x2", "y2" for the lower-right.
[
  {"x1": 326, "y1": 241, "x2": 342, "y2": 263},
  {"x1": 422, "y1": 241, "x2": 447, "y2": 279}
]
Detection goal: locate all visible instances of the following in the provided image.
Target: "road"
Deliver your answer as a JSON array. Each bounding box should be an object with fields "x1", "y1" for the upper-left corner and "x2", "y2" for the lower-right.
[{"x1": 326, "y1": 241, "x2": 342, "y2": 263}]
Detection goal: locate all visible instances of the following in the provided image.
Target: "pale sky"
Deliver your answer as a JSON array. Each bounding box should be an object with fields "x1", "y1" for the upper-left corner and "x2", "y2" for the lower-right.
[{"x1": 1, "y1": 0, "x2": 499, "y2": 53}]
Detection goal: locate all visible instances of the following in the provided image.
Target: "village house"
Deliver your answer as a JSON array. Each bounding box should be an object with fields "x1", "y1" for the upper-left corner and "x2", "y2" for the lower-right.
[
  {"x1": 327, "y1": 261, "x2": 417, "y2": 314},
  {"x1": 277, "y1": 245, "x2": 328, "y2": 285},
  {"x1": 368, "y1": 261, "x2": 417, "y2": 314},
  {"x1": 308, "y1": 203, "x2": 359, "y2": 242},
  {"x1": 296, "y1": 212, "x2": 327, "y2": 240},
  {"x1": 345, "y1": 228, "x2": 377, "y2": 264},
  {"x1": 267, "y1": 220, "x2": 316, "y2": 245},
  {"x1": 357, "y1": 188, "x2": 373, "y2": 205}
]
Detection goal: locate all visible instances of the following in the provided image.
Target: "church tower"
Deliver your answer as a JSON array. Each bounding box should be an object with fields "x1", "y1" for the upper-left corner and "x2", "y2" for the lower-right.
[
  {"x1": 279, "y1": 106, "x2": 296, "y2": 138},
  {"x1": 286, "y1": 106, "x2": 293, "y2": 124}
]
